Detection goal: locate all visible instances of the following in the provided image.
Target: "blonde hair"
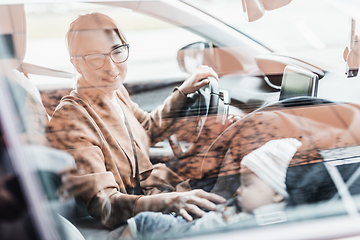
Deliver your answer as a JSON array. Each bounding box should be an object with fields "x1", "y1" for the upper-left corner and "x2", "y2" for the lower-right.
[{"x1": 66, "y1": 12, "x2": 127, "y2": 56}]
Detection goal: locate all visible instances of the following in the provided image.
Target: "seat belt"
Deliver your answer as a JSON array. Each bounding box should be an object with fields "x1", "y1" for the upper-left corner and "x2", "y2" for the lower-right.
[{"x1": 123, "y1": 114, "x2": 143, "y2": 195}]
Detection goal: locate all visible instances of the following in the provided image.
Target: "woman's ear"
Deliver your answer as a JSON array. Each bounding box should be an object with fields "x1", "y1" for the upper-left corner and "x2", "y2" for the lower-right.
[
  {"x1": 71, "y1": 58, "x2": 82, "y2": 75},
  {"x1": 273, "y1": 193, "x2": 285, "y2": 203}
]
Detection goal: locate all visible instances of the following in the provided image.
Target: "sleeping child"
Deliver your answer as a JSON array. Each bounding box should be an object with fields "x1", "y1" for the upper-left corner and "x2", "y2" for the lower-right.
[{"x1": 109, "y1": 138, "x2": 302, "y2": 240}]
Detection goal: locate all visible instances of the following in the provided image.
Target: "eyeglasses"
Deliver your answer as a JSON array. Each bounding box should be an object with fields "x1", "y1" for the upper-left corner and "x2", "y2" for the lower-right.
[{"x1": 71, "y1": 44, "x2": 130, "y2": 70}]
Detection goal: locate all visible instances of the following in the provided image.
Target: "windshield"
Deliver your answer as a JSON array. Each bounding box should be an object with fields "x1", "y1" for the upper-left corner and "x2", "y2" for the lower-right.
[
  {"x1": 2, "y1": 1, "x2": 360, "y2": 240},
  {"x1": 183, "y1": 0, "x2": 352, "y2": 68}
]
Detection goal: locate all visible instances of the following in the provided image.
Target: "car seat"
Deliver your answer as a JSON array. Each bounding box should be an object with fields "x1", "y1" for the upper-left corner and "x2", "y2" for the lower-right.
[
  {"x1": 0, "y1": 4, "x2": 88, "y2": 239},
  {"x1": 204, "y1": 99, "x2": 360, "y2": 199},
  {"x1": 0, "y1": 4, "x2": 49, "y2": 145}
]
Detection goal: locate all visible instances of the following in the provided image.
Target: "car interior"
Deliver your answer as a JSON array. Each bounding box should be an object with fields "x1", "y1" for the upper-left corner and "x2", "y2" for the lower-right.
[{"x1": 1, "y1": 1, "x2": 360, "y2": 240}]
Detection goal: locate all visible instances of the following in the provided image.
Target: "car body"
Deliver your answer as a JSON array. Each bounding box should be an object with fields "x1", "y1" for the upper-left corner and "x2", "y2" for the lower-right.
[{"x1": 1, "y1": 0, "x2": 360, "y2": 239}]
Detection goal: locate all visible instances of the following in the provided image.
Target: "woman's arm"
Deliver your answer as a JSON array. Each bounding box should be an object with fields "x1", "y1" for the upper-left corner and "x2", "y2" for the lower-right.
[
  {"x1": 49, "y1": 98, "x2": 226, "y2": 228},
  {"x1": 124, "y1": 65, "x2": 219, "y2": 143},
  {"x1": 178, "y1": 65, "x2": 218, "y2": 95}
]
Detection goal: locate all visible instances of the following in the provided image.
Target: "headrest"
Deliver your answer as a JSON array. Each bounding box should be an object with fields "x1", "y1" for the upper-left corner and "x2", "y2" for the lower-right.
[{"x1": 0, "y1": 4, "x2": 26, "y2": 69}]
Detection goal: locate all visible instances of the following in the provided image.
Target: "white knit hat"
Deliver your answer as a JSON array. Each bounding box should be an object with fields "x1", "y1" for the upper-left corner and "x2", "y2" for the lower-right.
[{"x1": 241, "y1": 138, "x2": 302, "y2": 198}]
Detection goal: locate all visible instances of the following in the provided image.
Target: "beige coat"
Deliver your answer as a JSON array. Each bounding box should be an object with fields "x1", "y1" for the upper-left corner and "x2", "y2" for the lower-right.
[{"x1": 47, "y1": 80, "x2": 187, "y2": 228}]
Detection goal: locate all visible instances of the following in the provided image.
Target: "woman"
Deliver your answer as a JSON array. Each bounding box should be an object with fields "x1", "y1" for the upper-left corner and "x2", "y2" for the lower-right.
[{"x1": 47, "y1": 12, "x2": 225, "y2": 229}]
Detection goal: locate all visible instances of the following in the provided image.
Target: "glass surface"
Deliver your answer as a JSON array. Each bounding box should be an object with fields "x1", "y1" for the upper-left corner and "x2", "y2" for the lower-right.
[
  {"x1": 1, "y1": 1, "x2": 360, "y2": 240},
  {"x1": 24, "y1": 2, "x2": 204, "y2": 87},
  {"x1": 184, "y1": 0, "x2": 350, "y2": 65}
]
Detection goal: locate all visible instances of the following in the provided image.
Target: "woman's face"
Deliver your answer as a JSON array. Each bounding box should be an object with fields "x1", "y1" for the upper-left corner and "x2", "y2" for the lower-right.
[{"x1": 71, "y1": 29, "x2": 127, "y2": 94}]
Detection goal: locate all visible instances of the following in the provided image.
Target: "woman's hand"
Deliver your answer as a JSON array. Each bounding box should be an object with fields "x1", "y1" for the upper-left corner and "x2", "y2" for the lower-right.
[
  {"x1": 164, "y1": 189, "x2": 226, "y2": 221},
  {"x1": 136, "y1": 189, "x2": 226, "y2": 221},
  {"x1": 178, "y1": 65, "x2": 219, "y2": 95}
]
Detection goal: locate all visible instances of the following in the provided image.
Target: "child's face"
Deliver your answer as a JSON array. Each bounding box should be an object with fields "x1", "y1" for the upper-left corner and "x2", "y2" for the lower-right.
[{"x1": 236, "y1": 170, "x2": 284, "y2": 214}]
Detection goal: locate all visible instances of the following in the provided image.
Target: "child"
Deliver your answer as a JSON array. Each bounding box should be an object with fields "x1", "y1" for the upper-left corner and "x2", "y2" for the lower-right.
[{"x1": 110, "y1": 138, "x2": 302, "y2": 240}]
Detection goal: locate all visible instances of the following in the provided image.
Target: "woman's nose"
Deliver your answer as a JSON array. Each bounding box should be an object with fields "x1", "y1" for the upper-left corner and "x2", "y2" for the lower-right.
[{"x1": 102, "y1": 55, "x2": 116, "y2": 70}]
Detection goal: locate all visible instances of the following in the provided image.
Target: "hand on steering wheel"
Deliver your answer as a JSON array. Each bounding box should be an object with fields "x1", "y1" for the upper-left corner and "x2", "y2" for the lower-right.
[
  {"x1": 178, "y1": 65, "x2": 218, "y2": 95},
  {"x1": 169, "y1": 66, "x2": 224, "y2": 160}
]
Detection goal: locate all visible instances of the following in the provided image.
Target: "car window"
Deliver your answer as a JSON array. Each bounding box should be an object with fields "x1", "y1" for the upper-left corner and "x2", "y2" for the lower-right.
[
  {"x1": 185, "y1": 0, "x2": 350, "y2": 67},
  {"x1": 2, "y1": 1, "x2": 360, "y2": 240},
  {"x1": 24, "y1": 2, "x2": 204, "y2": 88}
]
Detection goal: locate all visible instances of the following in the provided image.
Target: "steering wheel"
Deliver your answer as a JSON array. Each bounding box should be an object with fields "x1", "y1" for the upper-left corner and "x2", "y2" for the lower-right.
[{"x1": 169, "y1": 77, "x2": 224, "y2": 159}]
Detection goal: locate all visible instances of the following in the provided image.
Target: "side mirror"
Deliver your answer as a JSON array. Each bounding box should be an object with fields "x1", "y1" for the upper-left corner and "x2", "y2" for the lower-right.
[{"x1": 177, "y1": 42, "x2": 243, "y2": 76}]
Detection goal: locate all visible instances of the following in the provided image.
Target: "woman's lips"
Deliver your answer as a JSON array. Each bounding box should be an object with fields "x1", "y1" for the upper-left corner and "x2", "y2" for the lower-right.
[{"x1": 103, "y1": 74, "x2": 120, "y2": 82}]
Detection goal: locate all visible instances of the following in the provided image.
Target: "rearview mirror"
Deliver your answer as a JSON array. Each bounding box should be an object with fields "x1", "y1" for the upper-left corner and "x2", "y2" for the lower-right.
[
  {"x1": 242, "y1": 0, "x2": 292, "y2": 22},
  {"x1": 241, "y1": 0, "x2": 264, "y2": 22}
]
